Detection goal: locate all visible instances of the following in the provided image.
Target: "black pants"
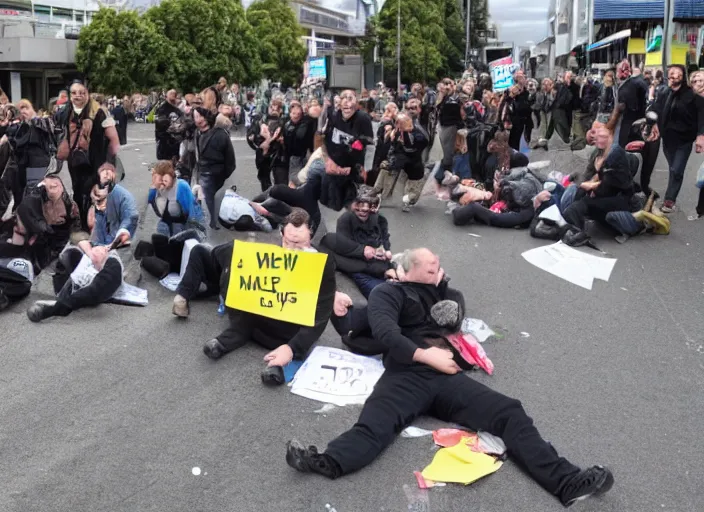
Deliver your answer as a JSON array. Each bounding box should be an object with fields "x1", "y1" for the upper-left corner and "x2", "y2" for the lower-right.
[
  {"x1": 452, "y1": 203, "x2": 534, "y2": 229},
  {"x1": 216, "y1": 307, "x2": 300, "y2": 356},
  {"x1": 563, "y1": 194, "x2": 631, "y2": 230},
  {"x1": 175, "y1": 244, "x2": 221, "y2": 300},
  {"x1": 552, "y1": 108, "x2": 571, "y2": 144},
  {"x1": 266, "y1": 184, "x2": 321, "y2": 234},
  {"x1": 68, "y1": 162, "x2": 94, "y2": 231},
  {"x1": 509, "y1": 118, "x2": 528, "y2": 151},
  {"x1": 324, "y1": 366, "x2": 580, "y2": 495},
  {"x1": 639, "y1": 139, "x2": 661, "y2": 195},
  {"x1": 330, "y1": 305, "x2": 387, "y2": 356},
  {"x1": 52, "y1": 247, "x2": 122, "y2": 313}
]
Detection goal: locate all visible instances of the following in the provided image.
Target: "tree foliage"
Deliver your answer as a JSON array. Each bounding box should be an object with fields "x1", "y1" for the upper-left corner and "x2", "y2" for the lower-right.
[
  {"x1": 76, "y1": 8, "x2": 172, "y2": 95},
  {"x1": 145, "y1": 0, "x2": 263, "y2": 92},
  {"x1": 246, "y1": 0, "x2": 307, "y2": 86},
  {"x1": 370, "y1": 0, "x2": 489, "y2": 84}
]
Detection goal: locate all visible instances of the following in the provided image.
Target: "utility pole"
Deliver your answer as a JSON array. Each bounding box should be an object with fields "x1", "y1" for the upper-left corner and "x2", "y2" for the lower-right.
[
  {"x1": 464, "y1": 0, "x2": 472, "y2": 69},
  {"x1": 661, "y1": 0, "x2": 675, "y2": 75},
  {"x1": 396, "y1": 0, "x2": 401, "y2": 89},
  {"x1": 586, "y1": 0, "x2": 594, "y2": 70}
]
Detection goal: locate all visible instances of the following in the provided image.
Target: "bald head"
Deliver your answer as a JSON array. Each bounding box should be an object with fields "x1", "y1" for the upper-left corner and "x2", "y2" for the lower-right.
[{"x1": 400, "y1": 248, "x2": 441, "y2": 285}]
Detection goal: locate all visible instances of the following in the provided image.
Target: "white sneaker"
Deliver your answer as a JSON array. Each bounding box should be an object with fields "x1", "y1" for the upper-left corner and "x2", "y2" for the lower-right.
[
  {"x1": 687, "y1": 212, "x2": 703, "y2": 221},
  {"x1": 402, "y1": 194, "x2": 412, "y2": 212},
  {"x1": 172, "y1": 294, "x2": 189, "y2": 318}
]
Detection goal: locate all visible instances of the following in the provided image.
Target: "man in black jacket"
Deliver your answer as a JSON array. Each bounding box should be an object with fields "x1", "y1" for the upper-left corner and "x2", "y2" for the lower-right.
[
  {"x1": 319, "y1": 187, "x2": 391, "y2": 298},
  {"x1": 171, "y1": 208, "x2": 336, "y2": 385},
  {"x1": 285, "y1": 247, "x2": 614, "y2": 508},
  {"x1": 385, "y1": 112, "x2": 429, "y2": 211},
  {"x1": 649, "y1": 65, "x2": 704, "y2": 212},
  {"x1": 154, "y1": 90, "x2": 182, "y2": 161}
]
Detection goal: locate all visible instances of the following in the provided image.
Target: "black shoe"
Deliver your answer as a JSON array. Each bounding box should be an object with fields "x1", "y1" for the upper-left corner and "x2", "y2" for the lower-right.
[
  {"x1": 0, "y1": 290, "x2": 9, "y2": 312},
  {"x1": 203, "y1": 338, "x2": 226, "y2": 360},
  {"x1": 261, "y1": 365, "x2": 285, "y2": 386},
  {"x1": 286, "y1": 439, "x2": 319, "y2": 473},
  {"x1": 209, "y1": 223, "x2": 221, "y2": 231},
  {"x1": 27, "y1": 301, "x2": 66, "y2": 323},
  {"x1": 560, "y1": 465, "x2": 614, "y2": 507}
]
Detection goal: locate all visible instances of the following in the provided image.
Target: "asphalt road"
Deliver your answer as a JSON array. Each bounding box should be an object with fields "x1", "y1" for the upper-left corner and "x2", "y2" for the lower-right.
[{"x1": 1, "y1": 122, "x2": 703, "y2": 512}]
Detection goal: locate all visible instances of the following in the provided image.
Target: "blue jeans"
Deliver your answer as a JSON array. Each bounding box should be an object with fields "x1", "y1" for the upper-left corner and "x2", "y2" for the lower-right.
[
  {"x1": 559, "y1": 184, "x2": 579, "y2": 214},
  {"x1": 199, "y1": 174, "x2": 218, "y2": 227},
  {"x1": 351, "y1": 273, "x2": 385, "y2": 299},
  {"x1": 663, "y1": 140, "x2": 693, "y2": 202},
  {"x1": 605, "y1": 211, "x2": 642, "y2": 236}
]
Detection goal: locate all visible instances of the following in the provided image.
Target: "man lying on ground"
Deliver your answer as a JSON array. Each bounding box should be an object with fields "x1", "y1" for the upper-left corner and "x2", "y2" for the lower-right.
[
  {"x1": 171, "y1": 208, "x2": 336, "y2": 385},
  {"x1": 285, "y1": 247, "x2": 614, "y2": 508}
]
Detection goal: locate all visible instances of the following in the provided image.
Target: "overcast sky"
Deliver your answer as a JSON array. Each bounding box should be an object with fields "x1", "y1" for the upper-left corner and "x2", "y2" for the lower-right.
[{"x1": 487, "y1": 0, "x2": 549, "y2": 47}]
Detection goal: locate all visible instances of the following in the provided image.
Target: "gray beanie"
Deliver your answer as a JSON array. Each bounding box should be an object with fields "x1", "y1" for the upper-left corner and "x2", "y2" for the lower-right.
[{"x1": 430, "y1": 300, "x2": 460, "y2": 328}]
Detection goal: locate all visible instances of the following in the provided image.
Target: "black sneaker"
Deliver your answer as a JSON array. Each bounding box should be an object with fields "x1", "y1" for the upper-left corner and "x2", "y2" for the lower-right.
[
  {"x1": 0, "y1": 290, "x2": 9, "y2": 312},
  {"x1": 26, "y1": 301, "x2": 63, "y2": 323},
  {"x1": 203, "y1": 338, "x2": 225, "y2": 360},
  {"x1": 285, "y1": 439, "x2": 319, "y2": 473},
  {"x1": 261, "y1": 365, "x2": 285, "y2": 386},
  {"x1": 560, "y1": 465, "x2": 614, "y2": 507}
]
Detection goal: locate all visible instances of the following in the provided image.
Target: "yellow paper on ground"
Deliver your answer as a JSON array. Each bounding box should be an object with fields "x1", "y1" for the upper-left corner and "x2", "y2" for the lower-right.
[
  {"x1": 225, "y1": 240, "x2": 328, "y2": 326},
  {"x1": 421, "y1": 442, "x2": 503, "y2": 485}
]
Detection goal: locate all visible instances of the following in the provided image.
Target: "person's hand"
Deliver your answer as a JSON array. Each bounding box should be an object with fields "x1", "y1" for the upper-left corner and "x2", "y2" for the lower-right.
[
  {"x1": 647, "y1": 124, "x2": 660, "y2": 142},
  {"x1": 250, "y1": 202, "x2": 270, "y2": 216},
  {"x1": 580, "y1": 181, "x2": 598, "y2": 191},
  {"x1": 459, "y1": 193, "x2": 472, "y2": 206},
  {"x1": 0, "y1": 135, "x2": 7, "y2": 146},
  {"x1": 114, "y1": 231, "x2": 131, "y2": 247},
  {"x1": 151, "y1": 172, "x2": 162, "y2": 189},
  {"x1": 334, "y1": 291, "x2": 353, "y2": 317},
  {"x1": 435, "y1": 268, "x2": 446, "y2": 286},
  {"x1": 90, "y1": 245, "x2": 109, "y2": 270},
  {"x1": 385, "y1": 250, "x2": 393, "y2": 261},
  {"x1": 625, "y1": 141, "x2": 645, "y2": 152},
  {"x1": 413, "y1": 347, "x2": 461, "y2": 374},
  {"x1": 324, "y1": 158, "x2": 350, "y2": 176},
  {"x1": 363, "y1": 246, "x2": 376, "y2": 260},
  {"x1": 696, "y1": 134, "x2": 704, "y2": 153},
  {"x1": 263, "y1": 344, "x2": 294, "y2": 368}
]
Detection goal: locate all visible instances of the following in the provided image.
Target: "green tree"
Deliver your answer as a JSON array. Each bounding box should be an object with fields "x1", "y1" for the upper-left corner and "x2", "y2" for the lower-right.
[
  {"x1": 246, "y1": 0, "x2": 307, "y2": 86},
  {"x1": 76, "y1": 8, "x2": 172, "y2": 95},
  {"x1": 145, "y1": 0, "x2": 262, "y2": 91}
]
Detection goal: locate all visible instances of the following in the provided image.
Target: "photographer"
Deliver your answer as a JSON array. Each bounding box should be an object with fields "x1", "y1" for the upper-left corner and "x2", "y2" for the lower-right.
[{"x1": 154, "y1": 90, "x2": 183, "y2": 163}]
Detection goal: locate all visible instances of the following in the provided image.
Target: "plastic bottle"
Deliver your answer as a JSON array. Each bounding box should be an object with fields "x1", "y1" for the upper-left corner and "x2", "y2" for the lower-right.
[{"x1": 217, "y1": 295, "x2": 225, "y2": 316}]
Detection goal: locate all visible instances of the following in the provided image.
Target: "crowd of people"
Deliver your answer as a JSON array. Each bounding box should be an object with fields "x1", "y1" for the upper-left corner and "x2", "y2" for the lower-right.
[{"x1": 1, "y1": 61, "x2": 704, "y2": 507}]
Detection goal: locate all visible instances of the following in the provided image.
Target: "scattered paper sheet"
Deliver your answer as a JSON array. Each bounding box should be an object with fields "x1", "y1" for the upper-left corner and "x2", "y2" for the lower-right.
[
  {"x1": 538, "y1": 204, "x2": 567, "y2": 226},
  {"x1": 291, "y1": 347, "x2": 385, "y2": 406},
  {"x1": 159, "y1": 239, "x2": 200, "y2": 291},
  {"x1": 160, "y1": 273, "x2": 181, "y2": 291},
  {"x1": 401, "y1": 426, "x2": 434, "y2": 438},
  {"x1": 109, "y1": 283, "x2": 148, "y2": 306},
  {"x1": 521, "y1": 242, "x2": 617, "y2": 290},
  {"x1": 461, "y1": 318, "x2": 496, "y2": 342},
  {"x1": 421, "y1": 443, "x2": 503, "y2": 485}
]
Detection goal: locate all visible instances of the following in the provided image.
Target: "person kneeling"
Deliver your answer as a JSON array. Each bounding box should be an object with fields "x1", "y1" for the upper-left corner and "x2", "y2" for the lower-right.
[
  {"x1": 172, "y1": 208, "x2": 337, "y2": 386},
  {"x1": 285, "y1": 247, "x2": 614, "y2": 508}
]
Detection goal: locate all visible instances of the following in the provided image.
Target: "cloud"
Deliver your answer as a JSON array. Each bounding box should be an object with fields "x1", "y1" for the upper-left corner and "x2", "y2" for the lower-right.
[{"x1": 488, "y1": 0, "x2": 550, "y2": 45}]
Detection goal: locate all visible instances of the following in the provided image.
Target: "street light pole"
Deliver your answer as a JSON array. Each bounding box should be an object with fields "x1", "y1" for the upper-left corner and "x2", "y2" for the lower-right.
[
  {"x1": 464, "y1": 0, "x2": 471, "y2": 69},
  {"x1": 396, "y1": 0, "x2": 401, "y2": 89},
  {"x1": 661, "y1": 0, "x2": 675, "y2": 75}
]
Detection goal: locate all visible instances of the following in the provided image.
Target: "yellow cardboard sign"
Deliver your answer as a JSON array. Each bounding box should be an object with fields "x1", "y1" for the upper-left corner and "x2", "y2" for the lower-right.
[{"x1": 225, "y1": 240, "x2": 328, "y2": 326}]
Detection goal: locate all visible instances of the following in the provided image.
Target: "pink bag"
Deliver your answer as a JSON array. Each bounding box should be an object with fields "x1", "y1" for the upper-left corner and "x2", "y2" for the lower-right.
[{"x1": 446, "y1": 333, "x2": 494, "y2": 375}]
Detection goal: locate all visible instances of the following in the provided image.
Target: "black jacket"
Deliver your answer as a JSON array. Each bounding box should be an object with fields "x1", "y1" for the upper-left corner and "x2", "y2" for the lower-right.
[
  {"x1": 324, "y1": 109, "x2": 374, "y2": 170},
  {"x1": 335, "y1": 211, "x2": 390, "y2": 255},
  {"x1": 367, "y1": 280, "x2": 465, "y2": 372},
  {"x1": 217, "y1": 242, "x2": 337, "y2": 359},
  {"x1": 652, "y1": 84, "x2": 704, "y2": 145},
  {"x1": 283, "y1": 116, "x2": 316, "y2": 159},
  {"x1": 617, "y1": 76, "x2": 648, "y2": 120},
  {"x1": 196, "y1": 127, "x2": 236, "y2": 187}
]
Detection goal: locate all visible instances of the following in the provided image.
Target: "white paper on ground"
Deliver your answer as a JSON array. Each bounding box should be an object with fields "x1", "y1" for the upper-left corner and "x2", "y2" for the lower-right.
[
  {"x1": 538, "y1": 204, "x2": 567, "y2": 227},
  {"x1": 179, "y1": 239, "x2": 199, "y2": 277},
  {"x1": 401, "y1": 426, "x2": 434, "y2": 438},
  {"x1": 461, "y1": 318, "x2": 496, "y2": 343},
  {"x1": 521, "y1": 242, "x2": 617, "y2": 290},
  {"x1": 110, "y1": 282, "x2": 148, "y2": 306},
  {"x1": 291, "y1": 347, "x2": 385, "y2": 406},
  {"x1": 159, "y1": 273, "x2": 181, "y2": 292}
]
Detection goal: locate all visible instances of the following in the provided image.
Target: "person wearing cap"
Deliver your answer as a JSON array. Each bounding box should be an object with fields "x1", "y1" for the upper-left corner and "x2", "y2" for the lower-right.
[{"x1": 319, "y1": 186, "x2": 392, "y2": 298}]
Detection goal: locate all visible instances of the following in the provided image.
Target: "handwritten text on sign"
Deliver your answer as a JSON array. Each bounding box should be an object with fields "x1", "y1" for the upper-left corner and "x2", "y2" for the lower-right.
[
  {"x1": 226, "y1": 240, "x2": 327, "y2": 326},
  {"x1": 490, "y1": 57, "x2": 517, "y2": 92}
]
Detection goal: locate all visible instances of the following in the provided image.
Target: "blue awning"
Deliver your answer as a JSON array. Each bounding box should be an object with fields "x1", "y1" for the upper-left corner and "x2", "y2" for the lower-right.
[
  {"x1": 595, "y1": 0, "x2": 704, "y2": 20},
  {"x1": 587, "y1": 29, "x2": 632, "y2": 51}
]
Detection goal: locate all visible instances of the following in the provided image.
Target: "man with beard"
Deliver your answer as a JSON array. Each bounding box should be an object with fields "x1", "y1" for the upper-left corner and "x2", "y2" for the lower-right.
[
  {"x1": 614, "y1": 60, "x2": 649, "y2": 148},
  {"x1": 319, "y1": 187, "x2": 391, "y2": 298},
  {"x1": 154, "y1": 89, "x2": 183, "y2": 162},
  {"x1": 649, "y1": 65, "x2": 704, "y2": 213},
  {"x1": 171, "y1": 208, "x2": 337, "y2": 386}
]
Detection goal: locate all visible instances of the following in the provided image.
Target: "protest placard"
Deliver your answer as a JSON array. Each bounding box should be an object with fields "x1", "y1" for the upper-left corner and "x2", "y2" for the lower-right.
[
  {"x1": 489, "y1": 57, "x2": 516, "y2": 92},
  {"x1": 225, "y1": 240, "x2": 328, "y2": 326}
]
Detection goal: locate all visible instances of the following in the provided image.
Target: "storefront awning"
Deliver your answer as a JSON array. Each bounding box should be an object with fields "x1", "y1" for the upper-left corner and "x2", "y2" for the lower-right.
[{"x1": 587, "y1": 29, "x2": 631, "y2": 51}]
